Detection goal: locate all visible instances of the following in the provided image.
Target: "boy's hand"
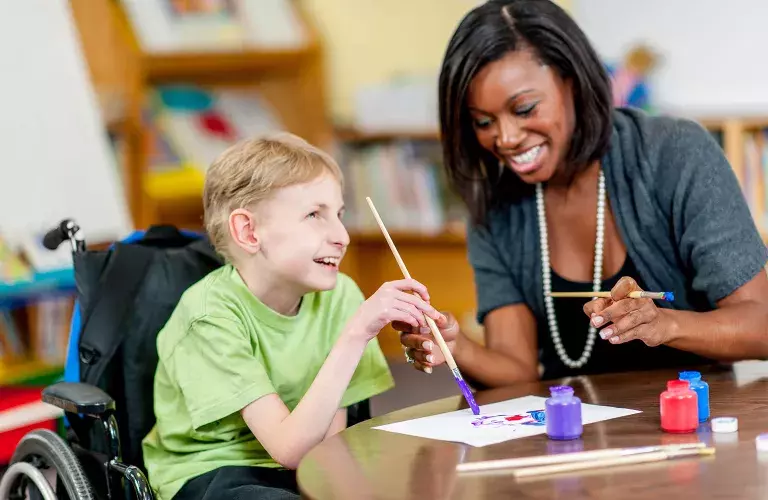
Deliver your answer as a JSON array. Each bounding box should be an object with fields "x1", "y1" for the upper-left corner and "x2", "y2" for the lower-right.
[
  {"x1": 347, "y1": 279, "x2": 445, "y2": 342},
  {"x1": 395, "y1": 312, "x2": 458, "y2": 373}
]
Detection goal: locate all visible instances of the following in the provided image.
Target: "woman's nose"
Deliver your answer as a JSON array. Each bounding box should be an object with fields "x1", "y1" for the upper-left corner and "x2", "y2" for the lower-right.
[{"x1": 495, "y1": 115, "x2": 525, "y2": 151}]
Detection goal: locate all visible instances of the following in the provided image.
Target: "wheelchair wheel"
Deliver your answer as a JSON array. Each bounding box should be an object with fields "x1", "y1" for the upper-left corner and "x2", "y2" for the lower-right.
[{"x1": 3, "y1": 429, "x2": 94, "y2": 500}]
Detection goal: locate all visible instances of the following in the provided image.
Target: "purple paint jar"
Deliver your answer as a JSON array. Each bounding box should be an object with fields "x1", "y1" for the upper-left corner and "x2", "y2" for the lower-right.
[{"x1": 545, "y1": 385, "x2": 583, "y2": 440}]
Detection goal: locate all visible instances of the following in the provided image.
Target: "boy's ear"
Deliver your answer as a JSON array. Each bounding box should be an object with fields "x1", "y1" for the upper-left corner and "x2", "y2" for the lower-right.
[{"x1": 229, "y1": 208, "x2": 260, "y2": 255}]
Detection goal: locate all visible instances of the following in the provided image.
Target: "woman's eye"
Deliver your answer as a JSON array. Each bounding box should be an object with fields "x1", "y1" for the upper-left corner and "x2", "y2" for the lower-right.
[
  {"x1": 307, "y1": 211, "x2": 319, "y2": 219},
  {"x1": 515, "y1": 102, "x2": 538, "y2": 117},
  {"x1": 473, "y1": 117, "x2": 493, "y2": 129}
]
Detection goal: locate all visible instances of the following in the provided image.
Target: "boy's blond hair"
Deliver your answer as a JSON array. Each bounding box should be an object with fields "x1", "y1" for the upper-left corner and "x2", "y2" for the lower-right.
[{"x1": 203, "y1": 132, "x2": 344, "y2": 262}]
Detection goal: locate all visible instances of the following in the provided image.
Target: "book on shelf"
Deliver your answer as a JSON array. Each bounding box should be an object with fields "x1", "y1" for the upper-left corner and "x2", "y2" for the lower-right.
[
  {"x1": 145, "y1": 84, "x2": 285, "y2": 197},
  {"x1": 742, "y1": 128, "x2": 768, "y2": 236},
  {"x1": 118, "y1": 0, "x2": 307, "y2": 54},
  {"x1": 0, "y1": 297, "x2": 71, "y2": 368},
  {"x1": 336, "y1": 140, "x2": 466, "y2": 235}
]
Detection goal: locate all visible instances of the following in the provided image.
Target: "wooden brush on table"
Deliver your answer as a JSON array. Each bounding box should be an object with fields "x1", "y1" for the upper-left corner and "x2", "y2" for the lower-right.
[{"x1": 365, "y1": 197, "x2": 480, "y2": 415}]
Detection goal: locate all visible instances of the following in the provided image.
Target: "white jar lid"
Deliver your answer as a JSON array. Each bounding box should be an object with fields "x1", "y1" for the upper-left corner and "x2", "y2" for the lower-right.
[
  {"x1": 756, "y1": 433, "x2": 768, "y2": 452},
  {"x1": 711, "y1": 417, "x2": 738, "y2": 433}
]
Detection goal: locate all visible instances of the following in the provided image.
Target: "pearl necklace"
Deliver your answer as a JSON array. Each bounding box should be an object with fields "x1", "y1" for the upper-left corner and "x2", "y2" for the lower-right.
[{"x1": 535, "y1": 169, "x2": 605, "y2": 369}]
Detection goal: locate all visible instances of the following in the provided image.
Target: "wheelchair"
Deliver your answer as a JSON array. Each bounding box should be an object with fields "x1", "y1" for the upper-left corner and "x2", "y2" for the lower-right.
[{"x1": 0, "y1": 220, "x2": 371, "y2": 499}]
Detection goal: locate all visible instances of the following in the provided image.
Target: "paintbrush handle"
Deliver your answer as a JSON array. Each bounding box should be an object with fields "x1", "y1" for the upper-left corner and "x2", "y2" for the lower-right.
[
  {"x1": 511, "y1": 447, "x2": 713, "y2": 478},
  {"x1": 364, "y1": 197, "x2": 455, "y2": 368},
  {"x1": 456, "y1": 443, "x2": 705, "y2": 472},
  {"x1": 548, "y1": 291, "x2": 673, "y2": 301},
  {"x1": 424, "y1": 316, "x2": 458, "y2": 371}
]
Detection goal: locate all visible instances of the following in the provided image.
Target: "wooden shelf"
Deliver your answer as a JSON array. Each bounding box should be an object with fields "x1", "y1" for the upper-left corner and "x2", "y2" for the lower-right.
[
  {"x1": 336, "y1": 128, "x2": 440, "y2": 144},
  {"x1": 143, "y1": 45, "x2": 318, "y2": 83}
]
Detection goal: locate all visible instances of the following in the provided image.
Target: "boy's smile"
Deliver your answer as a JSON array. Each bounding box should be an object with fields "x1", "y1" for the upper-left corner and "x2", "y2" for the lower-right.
[{"x1": 239, "y1": 170, "x2": 349, "y2": 314}]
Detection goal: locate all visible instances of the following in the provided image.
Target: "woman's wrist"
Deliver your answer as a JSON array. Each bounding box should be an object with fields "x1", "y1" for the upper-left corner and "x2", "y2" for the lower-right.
[{"x1": 452, "y1": 329, "x2": 470, "y2": 364}]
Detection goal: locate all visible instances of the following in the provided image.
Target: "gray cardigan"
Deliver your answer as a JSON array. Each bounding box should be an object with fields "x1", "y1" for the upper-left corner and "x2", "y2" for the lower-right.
[{"x1": 468, "y1": 107, "x2": 768, "y2": 325}]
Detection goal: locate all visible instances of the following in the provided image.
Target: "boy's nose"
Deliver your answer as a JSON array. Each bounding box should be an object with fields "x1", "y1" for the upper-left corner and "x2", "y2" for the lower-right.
[{"x1": 331, "y1": 220, "x2": 350, "y2": 247}]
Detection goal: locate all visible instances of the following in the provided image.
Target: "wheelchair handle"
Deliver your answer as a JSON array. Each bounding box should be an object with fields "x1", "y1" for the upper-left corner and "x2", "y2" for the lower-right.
[{"x1": 43, "y1": 218, "x2": 86, "y2": 253}]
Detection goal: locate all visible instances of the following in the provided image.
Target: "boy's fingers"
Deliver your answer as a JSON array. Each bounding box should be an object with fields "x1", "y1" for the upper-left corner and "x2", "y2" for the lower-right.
[
  {"x1": 395, "y1": 290, "x2": 441, "y2": 321},
  {"x1": 435, "y1": 311, "x2": 456, "y2": 330},
  {"x1": 391, "y1": 278, "x2": 431, "y2": 303},
  {"x1": 393, "y1": 302, "x2": 427, "y2": 327}
]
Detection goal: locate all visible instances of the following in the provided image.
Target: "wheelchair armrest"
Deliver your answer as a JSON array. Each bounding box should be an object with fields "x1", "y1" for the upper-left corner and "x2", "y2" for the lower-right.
[{"x1": 42, "y1": 382, "x2": 115, "y2": 416}]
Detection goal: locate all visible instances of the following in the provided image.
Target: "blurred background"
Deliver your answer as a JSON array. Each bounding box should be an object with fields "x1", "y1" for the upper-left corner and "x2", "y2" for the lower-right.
[{"x1": 1, "y1": 0, "x2": 768, "y2": 461}]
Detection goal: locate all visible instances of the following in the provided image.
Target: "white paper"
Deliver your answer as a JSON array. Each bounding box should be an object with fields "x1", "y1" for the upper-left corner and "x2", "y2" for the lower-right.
[{"x1": 373, "y1": 395, "x2": 641, "y2": 447}]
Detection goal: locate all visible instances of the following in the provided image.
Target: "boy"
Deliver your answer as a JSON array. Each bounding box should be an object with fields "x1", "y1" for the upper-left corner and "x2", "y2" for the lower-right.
[{"x1": 141, "y1": 133, "x2": 447, "y2": 500}]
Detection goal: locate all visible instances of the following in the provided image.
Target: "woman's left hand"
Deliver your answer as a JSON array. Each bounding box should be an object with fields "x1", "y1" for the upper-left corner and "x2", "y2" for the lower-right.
[{"x1": 582, "y1": 276, "x2": 675, "y2": 346}]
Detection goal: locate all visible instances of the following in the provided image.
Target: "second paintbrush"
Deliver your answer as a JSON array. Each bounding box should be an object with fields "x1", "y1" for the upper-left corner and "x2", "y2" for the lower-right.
[{"x1": 548, "y1": 291, "x2": 675, "y2": 301}]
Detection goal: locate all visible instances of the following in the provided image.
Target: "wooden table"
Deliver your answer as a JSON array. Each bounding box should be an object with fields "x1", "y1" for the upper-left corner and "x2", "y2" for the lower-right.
[{"x1": 297, "y1": 364, "x2": 768, "y2": 499}]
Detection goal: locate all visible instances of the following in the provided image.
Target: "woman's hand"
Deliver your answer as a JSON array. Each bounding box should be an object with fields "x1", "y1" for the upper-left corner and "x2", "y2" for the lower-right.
[
  {"x1": 582, "y1": 276, "x2": 676, "y2": 346},
  {"x1": 394, "y1": 312, "x2": 460, "y2": 373}
]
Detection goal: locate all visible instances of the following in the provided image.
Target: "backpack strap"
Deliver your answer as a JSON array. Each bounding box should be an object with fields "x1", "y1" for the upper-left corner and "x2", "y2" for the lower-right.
[{"x1": 77, "y1": 244, "x2": 155, "y2": 384}]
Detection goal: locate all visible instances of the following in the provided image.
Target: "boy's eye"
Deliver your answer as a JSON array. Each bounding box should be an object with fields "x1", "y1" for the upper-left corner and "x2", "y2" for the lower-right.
[
  {"x1": 307, "y1": 211, "x2": 319, "y2": 219},
  {"x1": 515, "y1": 102, "x2": 538, "y2": 117}
]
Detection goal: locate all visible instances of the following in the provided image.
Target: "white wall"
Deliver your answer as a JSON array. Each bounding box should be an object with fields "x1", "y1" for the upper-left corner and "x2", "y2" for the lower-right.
[
  {"x1": 572, "y1": 0, "x2": 768, "y2": 116},
  {"x1": 0, "y1": 0, "x2": 132, "y2": 247}
]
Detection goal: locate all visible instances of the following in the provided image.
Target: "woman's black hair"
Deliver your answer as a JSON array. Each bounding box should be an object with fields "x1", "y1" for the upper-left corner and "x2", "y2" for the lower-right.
[{"x1": 439, "y1": 0, "x2": 613, "y2": 226}]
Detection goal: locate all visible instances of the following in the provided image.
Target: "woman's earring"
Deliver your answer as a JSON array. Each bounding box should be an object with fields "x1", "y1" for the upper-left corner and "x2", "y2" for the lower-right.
[{"x1": 498, "y1": 160, "x2": 505, "y2": 178}]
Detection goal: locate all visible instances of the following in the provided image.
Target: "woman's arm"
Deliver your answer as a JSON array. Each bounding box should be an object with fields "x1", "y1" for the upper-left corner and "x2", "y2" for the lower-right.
[
  {"x1": 584, "y1": 270, "x2": 768, "y2": 361},
  {"x1": 666, "y1": 268, "x2": 768, "y2": 359},
  {"x1": 586, "y1": 118, "x2": 768, "y2": 361},
  {"x1": 400, "y1": 303, "x2": 539, "y2": 388},
  {"x1": 454, "y1": 304, "x2": 540, "y2": 386}
]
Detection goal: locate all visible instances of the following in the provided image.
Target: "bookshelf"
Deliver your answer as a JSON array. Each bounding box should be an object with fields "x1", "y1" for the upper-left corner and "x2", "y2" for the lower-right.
[
  {"x1": 697, "y1": 116, "x2": 768, "y2": 242},
  {"x1": 69, "y1": 0, "x2": 333, "y2": 230}
]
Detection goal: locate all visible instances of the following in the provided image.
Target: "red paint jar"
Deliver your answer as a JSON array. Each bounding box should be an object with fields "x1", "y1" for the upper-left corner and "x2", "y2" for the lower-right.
[{"x1": 660, "y1": 379, "x2": 698, "y2": 433}]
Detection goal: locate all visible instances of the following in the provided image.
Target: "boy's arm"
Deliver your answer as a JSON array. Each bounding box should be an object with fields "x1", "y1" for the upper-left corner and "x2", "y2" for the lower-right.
[
  {"x1": 241, "y1": 333, "x2": 367, "y2": 469},
  {"x1": 242, "y1": 277, "x2": 440, "y2": 470},
  {"x1": 325, "y1": 409, "x2": 348, "y2": 439}
]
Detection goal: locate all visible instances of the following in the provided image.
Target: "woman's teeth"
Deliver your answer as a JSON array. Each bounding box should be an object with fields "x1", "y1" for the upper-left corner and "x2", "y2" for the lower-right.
[{"x1": 511, "y1": 145, "x2": 541, "y2": 164}]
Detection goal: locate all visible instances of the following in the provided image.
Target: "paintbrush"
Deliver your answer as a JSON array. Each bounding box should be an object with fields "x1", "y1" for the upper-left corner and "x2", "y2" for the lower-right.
[
  {"x1": 510, "y1": 446, "x2": 715, "y2": 479},
  {"x1": 365, "y1": 197, "x2": 481, "y2": 415},
  {"x1": 456, "y1": 442, "x2": 706, "y2": 473},
  {"x1": 548, "y1": 291, "x2": 675, "y2": 301}
]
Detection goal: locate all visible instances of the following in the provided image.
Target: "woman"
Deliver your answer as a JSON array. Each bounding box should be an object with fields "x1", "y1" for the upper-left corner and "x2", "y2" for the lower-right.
[{"x1": 398, "y1": 0, "x2": 768, "y2": 384}]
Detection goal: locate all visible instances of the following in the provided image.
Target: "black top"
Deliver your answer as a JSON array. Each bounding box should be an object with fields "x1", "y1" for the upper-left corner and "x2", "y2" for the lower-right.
[{"x1": 537, "y1": 255, "x2": 712, "y2": 380}]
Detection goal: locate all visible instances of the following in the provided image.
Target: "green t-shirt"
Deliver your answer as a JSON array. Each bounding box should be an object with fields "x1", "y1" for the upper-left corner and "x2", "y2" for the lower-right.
[{"x1": 141, "y1": 264, "x2": 394, "y2": 500}]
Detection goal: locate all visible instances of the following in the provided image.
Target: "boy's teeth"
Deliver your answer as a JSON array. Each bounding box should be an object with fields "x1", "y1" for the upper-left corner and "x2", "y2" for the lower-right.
[
  {"x1": 318, "y1": 257, "x2": 339, "y2": 265},
  {"x1": 512, "y1": 145, "x2": 541, "y2": 164}
]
